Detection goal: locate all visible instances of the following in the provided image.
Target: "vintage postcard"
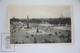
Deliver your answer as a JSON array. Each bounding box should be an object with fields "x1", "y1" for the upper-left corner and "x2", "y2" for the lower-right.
[{"x1": 8, "y1": 5, "x2": 73, "y2": 44}]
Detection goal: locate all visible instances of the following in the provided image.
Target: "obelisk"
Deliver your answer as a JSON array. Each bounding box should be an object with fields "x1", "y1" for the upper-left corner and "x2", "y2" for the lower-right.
[
  {"x1": 27, "y1": 15, "x2": 29, "y2": 28},
  {"x1": 60, "y1": 10, "x2": 63, "y2": 18}
]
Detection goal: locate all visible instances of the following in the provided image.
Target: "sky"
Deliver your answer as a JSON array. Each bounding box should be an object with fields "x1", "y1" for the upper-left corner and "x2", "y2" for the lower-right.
[{"x1": 8, "y1": 5, "x2": 71, "y2": 19}]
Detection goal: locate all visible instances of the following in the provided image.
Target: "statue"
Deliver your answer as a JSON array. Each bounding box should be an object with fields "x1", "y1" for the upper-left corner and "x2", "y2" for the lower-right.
[{"x1": 36, "y1": 28, "x2": 39, "y2": 33}]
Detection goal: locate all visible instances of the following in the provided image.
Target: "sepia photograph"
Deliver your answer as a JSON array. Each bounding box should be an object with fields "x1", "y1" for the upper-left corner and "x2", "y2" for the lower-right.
[{"x1": 9, "y1": 5, "x2": 73, "y2": 44}]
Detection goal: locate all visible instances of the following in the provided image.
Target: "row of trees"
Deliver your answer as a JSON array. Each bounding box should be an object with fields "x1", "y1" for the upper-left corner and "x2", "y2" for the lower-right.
[
  {"x1": 10, "y1": 17, "x2": 71, "y2": 25},
  {"x1": 47, "y1": 18, "x2": 71, "y2": 24}
]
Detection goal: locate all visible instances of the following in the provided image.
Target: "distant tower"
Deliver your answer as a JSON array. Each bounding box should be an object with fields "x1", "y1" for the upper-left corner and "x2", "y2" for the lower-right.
[
  {"x1": 60, "y1": 10, "x2": 63, "y2": 18},
  {"x1": 27, "y1": 15, "x2": 29, "y2": 28}
]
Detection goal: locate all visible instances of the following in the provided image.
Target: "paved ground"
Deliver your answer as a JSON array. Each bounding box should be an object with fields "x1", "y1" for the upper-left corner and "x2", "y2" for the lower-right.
[{"x1": 10, "y1": 22, "x2": 71, "y2": 44}]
